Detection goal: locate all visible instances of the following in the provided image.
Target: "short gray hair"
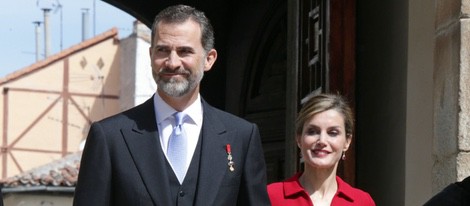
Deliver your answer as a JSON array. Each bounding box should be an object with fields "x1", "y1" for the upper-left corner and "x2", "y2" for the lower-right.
[{"x1": 150, "y1": 4, "x2": 215, "y2": 53}]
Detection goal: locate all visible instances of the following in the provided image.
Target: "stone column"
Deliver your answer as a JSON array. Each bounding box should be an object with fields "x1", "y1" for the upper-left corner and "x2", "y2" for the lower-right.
[{"x1": 433, "y1": 0, "x2": 470, "y2": 192}]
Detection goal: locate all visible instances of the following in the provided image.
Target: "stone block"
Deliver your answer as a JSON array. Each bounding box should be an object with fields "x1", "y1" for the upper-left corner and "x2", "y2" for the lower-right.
[
  {"x1": 436, "y1": 0, "x2": 461, "y2": 30},
  {"x1": 463, "y1": 0, "x2": 470, "y2": 17},
  {"x1": 432, "y1": 154, "x2": 457, "y2": 192},
  {"x1": 434, "y1": 23, "x2": 461, "y2": 156},
  {"x1": 457, "y1": 152, "x2": 470, "y2": 180},
  {"x1": 459, "y1": 19, "x2": 470, "y2": 151}
]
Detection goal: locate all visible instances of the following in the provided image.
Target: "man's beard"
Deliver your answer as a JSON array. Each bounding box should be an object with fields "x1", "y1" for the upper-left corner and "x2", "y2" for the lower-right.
[{"x1": 155, "y1": 67, "x2": 204, "y2": 97}]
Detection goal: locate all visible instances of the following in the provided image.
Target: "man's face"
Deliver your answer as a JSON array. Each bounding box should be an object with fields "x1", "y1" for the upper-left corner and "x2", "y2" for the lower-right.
[{"x1": 149, "y1": 19, "x2": 216, "y2": 97}]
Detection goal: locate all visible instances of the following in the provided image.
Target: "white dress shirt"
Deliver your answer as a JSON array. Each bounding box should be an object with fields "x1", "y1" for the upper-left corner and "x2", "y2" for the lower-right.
[{"x1": 153, "y1": 93, "x2": 203, "y2": 179}]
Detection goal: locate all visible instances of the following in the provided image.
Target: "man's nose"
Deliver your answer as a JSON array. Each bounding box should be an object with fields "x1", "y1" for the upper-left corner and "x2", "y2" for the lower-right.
[{"x1": 165, "y1": 51, "x2": 182, "y2": 69}]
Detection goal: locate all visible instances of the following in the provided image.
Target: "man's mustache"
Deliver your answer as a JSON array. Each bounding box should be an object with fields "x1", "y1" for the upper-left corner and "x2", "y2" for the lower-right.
[{"x1": 158, "y1": 67, "x2": 191, "y2": 75}]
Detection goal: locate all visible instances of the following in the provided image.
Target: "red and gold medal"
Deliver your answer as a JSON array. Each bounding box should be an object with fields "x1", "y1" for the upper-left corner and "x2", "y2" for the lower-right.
[{"x1": 226, "y1": 144, "x2": 235, "y2": 172}]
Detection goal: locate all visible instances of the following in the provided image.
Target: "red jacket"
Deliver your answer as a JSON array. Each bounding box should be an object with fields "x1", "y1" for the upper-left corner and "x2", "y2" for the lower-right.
[{"x1": 267, "y1": 173, "x2": 375, "y2": 206}]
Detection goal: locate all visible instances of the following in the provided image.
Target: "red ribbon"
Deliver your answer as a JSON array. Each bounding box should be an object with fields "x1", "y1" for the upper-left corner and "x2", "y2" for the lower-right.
[{"x1": 226, "y1": 144, "x2": 231, "y2": 154}]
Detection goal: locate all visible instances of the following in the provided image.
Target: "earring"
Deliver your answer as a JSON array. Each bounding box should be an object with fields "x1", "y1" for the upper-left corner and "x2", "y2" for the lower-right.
[
  {"x1": 342, "y1": 151, "x2": 346, "y2": 160},
  {"x1": 299, "y1": 151, "x2": 304, "y2": 163}
]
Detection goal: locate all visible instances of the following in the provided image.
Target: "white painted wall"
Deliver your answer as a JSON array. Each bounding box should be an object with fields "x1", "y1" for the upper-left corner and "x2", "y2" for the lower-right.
[{"x1": 120, "y1": 21, "x2": 155, "y2": 111}]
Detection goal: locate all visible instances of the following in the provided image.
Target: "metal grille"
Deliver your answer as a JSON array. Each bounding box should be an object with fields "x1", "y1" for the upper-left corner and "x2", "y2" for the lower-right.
[{"x1": 299, "y1": 0, "x2": 328, "y2": 104}]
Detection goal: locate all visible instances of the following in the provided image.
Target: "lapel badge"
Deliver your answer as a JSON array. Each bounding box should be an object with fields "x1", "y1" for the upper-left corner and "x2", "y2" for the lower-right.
[{"x1": 226, "y1": 144, "x2": 235, "y2": 172}]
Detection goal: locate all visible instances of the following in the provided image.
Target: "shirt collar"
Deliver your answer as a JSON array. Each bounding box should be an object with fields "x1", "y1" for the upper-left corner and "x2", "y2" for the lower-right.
[{"x1": 153, "y1": 92, "x2": 203, "y2": 126}]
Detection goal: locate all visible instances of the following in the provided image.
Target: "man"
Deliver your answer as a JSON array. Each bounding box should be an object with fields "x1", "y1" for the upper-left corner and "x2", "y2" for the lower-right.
[
  {"x1": 73, "y1": 4, "x2": 270, "y2": 206},
  {"x1": 0, "y1": 186, "x2": 3, "y2": 206},
  {"x1": 423, "y1": 176, "x2": 470, "y2": 206}
]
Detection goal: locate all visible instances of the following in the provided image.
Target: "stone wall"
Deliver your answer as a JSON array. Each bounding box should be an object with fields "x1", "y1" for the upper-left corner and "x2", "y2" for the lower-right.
[
  {"x1": 433, "y1": 0, "x2": 470, "y2": 192},
  {"x1": 458, "y1": 0, "x2": 470, "y2": 182}
]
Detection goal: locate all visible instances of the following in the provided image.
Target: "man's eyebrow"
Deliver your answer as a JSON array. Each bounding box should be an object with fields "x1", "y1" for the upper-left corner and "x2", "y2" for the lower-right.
[
  {"x1": 153, "y1": 45, "x2": 194, "y2": 50},
  {"x1": 154, "y1": 44, "x2": 169, "y2": 49},
  {"x1": 177, "y1": 46, "x2": 195, "y2": 51}
]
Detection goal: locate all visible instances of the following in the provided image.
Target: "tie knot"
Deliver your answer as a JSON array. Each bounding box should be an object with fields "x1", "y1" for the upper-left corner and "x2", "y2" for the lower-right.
[{"x1": 174, "y1": 112, "x2": 185, "y2": 126}]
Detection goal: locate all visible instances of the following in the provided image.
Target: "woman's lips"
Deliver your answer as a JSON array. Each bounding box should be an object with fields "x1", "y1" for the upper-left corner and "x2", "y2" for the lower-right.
[{"x1": 311, "y1": 149, "x2": 330, "y2": 157}]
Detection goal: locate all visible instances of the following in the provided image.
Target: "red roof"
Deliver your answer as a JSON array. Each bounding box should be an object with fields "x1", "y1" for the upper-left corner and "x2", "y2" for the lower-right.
[{"x1": 0, "y1": 152, "x2": 81, "y2": 188}]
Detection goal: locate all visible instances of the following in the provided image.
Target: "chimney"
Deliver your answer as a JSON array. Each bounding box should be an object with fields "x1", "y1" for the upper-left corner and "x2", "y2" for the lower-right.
[
  {"x1": 133, "y1": 20, "x2": 151, "y2": 41},
  {"x1": 33, "y1": 21, "x2": 42, "y2": 61},
  {"x1": 82, "y1": 9, "x2": 90, "y2": 41},
  {"x1": 42, "y1": 8, "x2": 51, "y2": 58}
]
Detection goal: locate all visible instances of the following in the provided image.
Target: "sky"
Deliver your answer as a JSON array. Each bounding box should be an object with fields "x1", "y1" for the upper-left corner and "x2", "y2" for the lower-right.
[{"x1": 0, "y1": 0, "x2": 138, "y2": 78}]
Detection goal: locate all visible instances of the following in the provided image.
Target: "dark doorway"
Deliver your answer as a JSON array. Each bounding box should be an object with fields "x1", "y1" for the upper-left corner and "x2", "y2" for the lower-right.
[{"x1": 103, "y1": 0, "x2": 357, "y2": 185}]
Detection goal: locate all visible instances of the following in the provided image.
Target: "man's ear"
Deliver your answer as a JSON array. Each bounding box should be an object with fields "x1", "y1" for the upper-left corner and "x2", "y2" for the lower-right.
[{"x1": 204, "y1": 49, "x2": 218, "y2": 71}]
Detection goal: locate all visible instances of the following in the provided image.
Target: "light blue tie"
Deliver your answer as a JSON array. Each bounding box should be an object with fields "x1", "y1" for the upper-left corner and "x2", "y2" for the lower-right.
[{"x1": 167, "y1": 112, "x2": 187, "y2": 183}]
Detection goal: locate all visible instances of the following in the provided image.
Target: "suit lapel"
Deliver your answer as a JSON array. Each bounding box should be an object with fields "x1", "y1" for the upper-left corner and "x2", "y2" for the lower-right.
[
  {"x1": 195, "y1": 101, "x2": 231, "y2": 206},
  {"x1": 121, "y1": 98, "x2": 172, "y2": 206}
]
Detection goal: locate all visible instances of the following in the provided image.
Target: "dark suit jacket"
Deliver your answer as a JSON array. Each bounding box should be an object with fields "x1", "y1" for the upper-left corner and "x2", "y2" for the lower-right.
[
  {"x1": 423, "y1": 176, "x2": 470, "y2": 206},
  {"x1": 0, "y1": 186, "x2": 3, "y2": 206},
  {"x1": 73, "y1": 97, "x2": 270, "y2": 206}
]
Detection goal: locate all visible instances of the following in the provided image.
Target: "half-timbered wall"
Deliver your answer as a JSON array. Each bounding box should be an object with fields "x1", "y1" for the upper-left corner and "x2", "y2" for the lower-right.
[{"x1": 0, "y1": 30, "x2": 120, "y2": 178}]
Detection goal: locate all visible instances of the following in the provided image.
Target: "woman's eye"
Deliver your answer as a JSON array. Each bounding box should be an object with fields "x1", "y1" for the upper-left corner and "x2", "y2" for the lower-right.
[
  {"x1": 306, "y1": 129, "x2": 319, "y2": 135},
  {"x1": 328, "y1": 130, "x2": 339, "y2": 137}
]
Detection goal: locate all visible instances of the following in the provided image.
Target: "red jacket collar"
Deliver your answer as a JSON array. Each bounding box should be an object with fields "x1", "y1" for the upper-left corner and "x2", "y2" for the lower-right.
[{"x1": 282, "y1": 172, "x2": 355, "y2": 202}]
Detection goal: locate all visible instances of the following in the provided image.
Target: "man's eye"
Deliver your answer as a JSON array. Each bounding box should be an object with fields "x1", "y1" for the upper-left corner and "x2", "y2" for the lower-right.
[
  {"x1": 178, "y1": 49, "x2": 193, "y2": 55},
  {"x1": 156, "y1": 48, "x2": 169, "y2": 53}
]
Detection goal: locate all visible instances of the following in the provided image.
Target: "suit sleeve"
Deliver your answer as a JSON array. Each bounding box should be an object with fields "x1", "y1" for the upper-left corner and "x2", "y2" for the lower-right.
[
  {"x1": 238, "y1": 124, "x2": 270, "y2": 206},
  {"x1": 0, "y1": 185, "x2": 4, "y2": 206},
  {"x1": 73, "y1": 122, "x2": 112, "y2": 206}
]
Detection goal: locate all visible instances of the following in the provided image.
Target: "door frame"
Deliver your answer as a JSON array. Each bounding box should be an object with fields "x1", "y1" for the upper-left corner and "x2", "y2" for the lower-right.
[{"x1": 286, "y1": 0, "x2": 356, "y2": 184}]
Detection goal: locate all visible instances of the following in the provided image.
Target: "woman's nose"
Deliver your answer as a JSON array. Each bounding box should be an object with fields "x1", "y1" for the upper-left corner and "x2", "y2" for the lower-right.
[{"x1": 317, "y1": 132, "x2": 327, "y2": 144}]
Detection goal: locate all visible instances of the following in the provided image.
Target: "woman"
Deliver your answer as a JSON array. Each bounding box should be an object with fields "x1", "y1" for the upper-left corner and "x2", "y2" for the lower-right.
[{"x1": 267, "y1": 93, "x2": 375, "y2": 206}]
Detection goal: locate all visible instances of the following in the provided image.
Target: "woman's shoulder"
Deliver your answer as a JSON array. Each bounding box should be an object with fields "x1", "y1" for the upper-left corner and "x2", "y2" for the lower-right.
[
  {"x1": 267, "y1": 173, "x2": 302, "y2": 198},
  {"x1": 268, "y1": 173, "x2": 302, "y2": 189},
  {"x1": 267, "y1": 175, "x2": 295, "y2": 194},
  {"x1": 267, "y1": 173, "x2": 312, "y2": 206},
  {"x1": 267, "y1": 181, "x2": 283, "y2": 195}
]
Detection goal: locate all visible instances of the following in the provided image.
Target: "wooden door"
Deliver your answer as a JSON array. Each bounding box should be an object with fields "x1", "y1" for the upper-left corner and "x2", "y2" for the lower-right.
[
  {"x1": 286, "y1": 0, "x2": 356, "y2": 184},
  {"x1": 239, "y1": 0, "x2": 355, "y2": 184}
]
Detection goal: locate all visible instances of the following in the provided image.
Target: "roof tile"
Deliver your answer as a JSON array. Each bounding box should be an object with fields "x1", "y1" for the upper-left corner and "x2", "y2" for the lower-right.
[{"x1": 0, "y1": 152, "x2": 81, "y2": 188}]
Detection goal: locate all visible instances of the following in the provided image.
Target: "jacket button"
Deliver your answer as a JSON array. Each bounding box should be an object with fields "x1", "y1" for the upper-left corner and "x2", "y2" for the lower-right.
[{"x1": 179, "y1": 191, "x2": 185, "y2": 197}]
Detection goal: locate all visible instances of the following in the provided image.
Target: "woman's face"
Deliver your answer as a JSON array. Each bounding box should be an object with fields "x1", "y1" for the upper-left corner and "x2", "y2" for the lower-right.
[{"x1": 297, "y1": 109, "x2": 351, "y2": 170}]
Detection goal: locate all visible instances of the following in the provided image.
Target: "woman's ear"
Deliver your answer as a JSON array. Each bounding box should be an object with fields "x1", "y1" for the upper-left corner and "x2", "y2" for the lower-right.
[
  {"x1": 344, "y1": 134, "x2": 352, "y2": 151},
  {"x1": 296, "y1": 134, "x2": 301, "y2": 149}
]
